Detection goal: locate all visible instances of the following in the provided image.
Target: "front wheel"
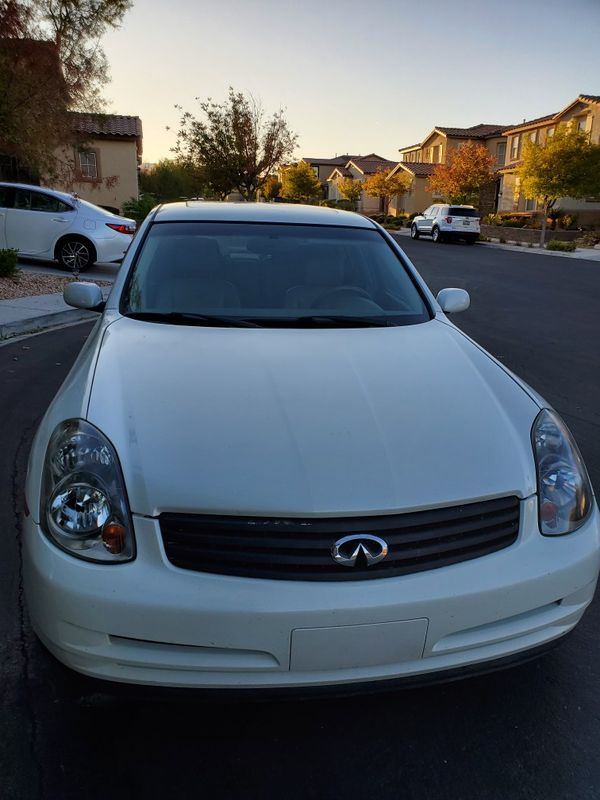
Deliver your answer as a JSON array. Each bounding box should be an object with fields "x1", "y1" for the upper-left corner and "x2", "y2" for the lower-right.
[
  {"x1": 56, "y1": 237, "x2": 96, "y2": 273},
  {"x1": 410, "y1": 224, "x2": 420, "y2": 240},
  {"x1": 432, "y1": 226, "x2": 444, "y2": 243}
]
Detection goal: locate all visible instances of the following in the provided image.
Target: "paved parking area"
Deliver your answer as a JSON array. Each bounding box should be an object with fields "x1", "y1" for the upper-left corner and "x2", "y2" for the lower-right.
[
  {"x1": 1, "y1": 240, "x2": 599, "y2": 800},
  {"x1": 17, "y1": 256, "x2": 120, "y2": 283}
]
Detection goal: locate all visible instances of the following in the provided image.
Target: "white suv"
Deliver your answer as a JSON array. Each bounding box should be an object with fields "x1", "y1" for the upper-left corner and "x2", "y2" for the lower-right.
[{"x1": 411, "y1": 204, "x2": 480, "y2": 245}]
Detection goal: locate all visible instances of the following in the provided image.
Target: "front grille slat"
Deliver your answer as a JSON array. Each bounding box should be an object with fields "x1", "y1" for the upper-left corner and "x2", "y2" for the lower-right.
[{"x1": 160, "y1": 496, "x2": 520, "y2": 581}]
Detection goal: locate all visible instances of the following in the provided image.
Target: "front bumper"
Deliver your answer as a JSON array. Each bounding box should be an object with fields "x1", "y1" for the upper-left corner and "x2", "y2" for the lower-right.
[{"x1": 23, "y1": 497, "x2": 600, "y2": 689}]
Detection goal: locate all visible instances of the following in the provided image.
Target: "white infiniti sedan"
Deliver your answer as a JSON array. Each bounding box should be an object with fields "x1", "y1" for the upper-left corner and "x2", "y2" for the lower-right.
[
  {"x1": 0, "y1": 182, "x2": 136, "y2": 271},
  {"x1": 23, "y1": 202, "x2": 599, "y2": 691}
]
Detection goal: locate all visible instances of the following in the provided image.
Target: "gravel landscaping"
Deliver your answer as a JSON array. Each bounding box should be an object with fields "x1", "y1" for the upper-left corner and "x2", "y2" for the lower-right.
[{"x1": 0, "y1": 271, "x2": 111, "y2": 301}]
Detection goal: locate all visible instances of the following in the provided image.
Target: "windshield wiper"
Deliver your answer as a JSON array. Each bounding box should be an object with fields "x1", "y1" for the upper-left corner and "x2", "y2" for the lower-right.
[
  {"x1": 249, "y1": 315, "x2": 398, "y2": 328},
  {"x1": 123, "y1": 311, "x2": 261, "y2": 328}
]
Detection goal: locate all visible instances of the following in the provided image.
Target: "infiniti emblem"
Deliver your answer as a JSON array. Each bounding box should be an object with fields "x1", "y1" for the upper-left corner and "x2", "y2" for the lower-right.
[{"x1": 331, "y1": 534, "x2": 389, "y2": 568}]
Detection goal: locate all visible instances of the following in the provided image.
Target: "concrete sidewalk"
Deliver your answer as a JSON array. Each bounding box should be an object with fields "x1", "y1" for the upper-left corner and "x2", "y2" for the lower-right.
[
  {"x1": 0, "y1": 289, "x2": 109, "y2": 341},
  {"x1": 389, "y1": 227, "x2": 600, "y2": 261}
]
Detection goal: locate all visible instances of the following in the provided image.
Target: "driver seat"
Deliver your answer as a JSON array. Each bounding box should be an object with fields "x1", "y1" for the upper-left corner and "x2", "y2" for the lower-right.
[{"x1": 284, "y1": 246, "x2": 347, "y2": 309}]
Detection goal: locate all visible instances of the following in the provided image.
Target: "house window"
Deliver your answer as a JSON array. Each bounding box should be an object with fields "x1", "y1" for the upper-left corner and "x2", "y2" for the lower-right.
[
  {"x1": 525, "y1": 198, "x2": 536, "y2": 211},
  {"x1": 547, "y1": 126, "x2": 555, "y2": 138},
  {"x1": 528, "y1": 130, "x2": 538, "y2": 144},
  {"x1": 496, "y1": 142, "x2": 506, "y2": 166},
  {"x1": 576, "y1": 116, "x2": 587, "y2": 132},
  {"x1": 510, "y1": 134, "x2": 521, "y2": 161},
  {"x1": 79, "y1": 150, "x2": 98, "y2": 179}
]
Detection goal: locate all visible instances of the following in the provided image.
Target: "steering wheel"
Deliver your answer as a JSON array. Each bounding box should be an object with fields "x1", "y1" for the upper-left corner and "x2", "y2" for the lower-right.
[{"x1": 311, "y1": 286, "x2": 372, "y2": 308}]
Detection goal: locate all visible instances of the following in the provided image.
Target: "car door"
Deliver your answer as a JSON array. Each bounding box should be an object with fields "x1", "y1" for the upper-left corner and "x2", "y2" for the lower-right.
[
  {"x1": 420, "y1": 206, "x2": 436, "y2": 233},
  {"x1": 416, "y1": 207, "x2": 431, "y2": 233},
  {"x1": 0, "y1": 185, "x2": 14, "y2": 248},
  {"x1": 5, "y1": 188, "x2": 76, "y2": 256}
]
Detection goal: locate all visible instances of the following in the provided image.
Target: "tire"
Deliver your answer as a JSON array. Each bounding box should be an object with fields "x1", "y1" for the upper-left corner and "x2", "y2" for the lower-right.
[
  {"x1": 432, "y1": 226, "x2": 443, "y2": 243},
  {"x1": 56, "y1": 236, "x2": 96, "y2": 273},
  {"x1": 410, "y1": 224, "x2": 420, "y2": 240},
  {"x1": 464, "y1": 236, "x2": 477, "y2": 245}
]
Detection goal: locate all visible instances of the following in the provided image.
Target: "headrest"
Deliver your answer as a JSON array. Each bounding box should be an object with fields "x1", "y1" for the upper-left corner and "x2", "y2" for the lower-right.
[
  {"x1": 302, "y1": 246, "x2": 346, "y2": 285},
  {"x1": 171, "y1": 237, "x2": 221, "y2": 277}
]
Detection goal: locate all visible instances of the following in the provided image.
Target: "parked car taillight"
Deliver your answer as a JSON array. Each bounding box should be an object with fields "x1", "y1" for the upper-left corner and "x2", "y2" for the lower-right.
[
  {"x1": 106, "y1": 223, "x2": 136, "y2": 235},
  {"x1": 445, "y1": 216, "x2": 453, "y2": 223}
]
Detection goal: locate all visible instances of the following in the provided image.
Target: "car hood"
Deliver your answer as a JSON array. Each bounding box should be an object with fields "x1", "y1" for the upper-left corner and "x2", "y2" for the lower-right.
[{"x1": 87, "y1": 317, "x2": 540, "y2": 517}]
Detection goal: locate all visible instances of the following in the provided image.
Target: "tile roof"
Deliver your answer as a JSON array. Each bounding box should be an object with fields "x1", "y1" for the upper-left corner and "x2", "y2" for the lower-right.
[
  {"x1": 436, "y1": 123, "x2": 511, "y2": 138},
  {"x1": 350, "y1": 157, "x2": 397, "y2": 174},
  {"x1": 397, "y1": 162, "x2": 437, "y2": 177},
  {"x1": 398, "y1": 143, "x2": 421, "y2": 152},
  {"x1": 71, "y1": 112, "x2": 143, "y2": 138},
  {"x1": 504, "y1": 113, "x2": 557, "y2": 133},
  {"x1": 580, "y1": 94, "x2": 600, "y2": 103},
  {"x1": 497, "y1": 161, "x2": 522, "y2": 173},
  {"x1": 303, "y1": 155, "x2": 359, "y2": 166},
  {"x1": 326, "y1": 166, "x2": 353, "y2": 179}
]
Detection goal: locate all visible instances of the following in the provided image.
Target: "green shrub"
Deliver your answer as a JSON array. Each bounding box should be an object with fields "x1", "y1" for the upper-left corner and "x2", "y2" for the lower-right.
[
  {"x1": 546, "y1": 239, "x2": 577, "y2": 252},
  {"x1": 0, "y1": 248, "x2": 19, "y2": 278},
  {"x1": 478, "y1": 234, "x2": 490, "y2": 242},
  {"x1": 560, "y1": 214, "x2": 579, "y2": 230},
  {"x1": 482, "y1": 213, "x2": 501, "y2": 225},
  {"x1": 122, "y1": 193, "x2": 158, "y2": 224},
  {"x1": 500, "y1": 216, "x2": 525, "y2": 228}
]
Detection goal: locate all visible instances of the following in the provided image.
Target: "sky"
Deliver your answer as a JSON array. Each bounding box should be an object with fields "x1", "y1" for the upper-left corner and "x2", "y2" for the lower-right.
[{"x1": 102, "y1": 0, "x2": 600, "y2": 164}]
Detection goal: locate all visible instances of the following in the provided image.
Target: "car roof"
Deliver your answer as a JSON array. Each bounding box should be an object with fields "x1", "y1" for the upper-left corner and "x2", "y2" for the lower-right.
[
  {"x1": 0, "y1": 181, "x2": 75, "y2": 202},
  {"x1": 153, "y1": 201, "x2": 377, "y2": 228}
]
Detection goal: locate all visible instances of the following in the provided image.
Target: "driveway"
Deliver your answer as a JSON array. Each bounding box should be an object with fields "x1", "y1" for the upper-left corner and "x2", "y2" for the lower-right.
[
  {"x1": 17, "y1": 256, "x2": 120, "y2": 283},
  {"x1": 1, "y1": 241, "x2": 599, "y2": 800}
]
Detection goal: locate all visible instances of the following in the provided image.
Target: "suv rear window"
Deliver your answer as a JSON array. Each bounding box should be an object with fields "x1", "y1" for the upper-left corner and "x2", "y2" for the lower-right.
[{"x1": 448, "y1": 207, "x2": 479, "y2": 217}]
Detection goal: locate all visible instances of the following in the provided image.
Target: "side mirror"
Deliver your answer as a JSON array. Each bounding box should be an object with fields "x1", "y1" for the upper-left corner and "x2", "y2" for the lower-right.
[
  {"x1": 436, "y1": 288, "x2": 470, "y2": 314},
  {"x1": 63, "y1": 282, "x2": 104, "y2": 311}
]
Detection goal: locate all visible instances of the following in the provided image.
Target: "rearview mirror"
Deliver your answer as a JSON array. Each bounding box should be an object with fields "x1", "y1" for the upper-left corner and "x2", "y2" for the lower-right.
[
  {"x1": 436, "y1": 288, "x2": 470, "y2": 314},
  {"x1": 63, "y1": 282, "x2": 104, "y2": 311}
]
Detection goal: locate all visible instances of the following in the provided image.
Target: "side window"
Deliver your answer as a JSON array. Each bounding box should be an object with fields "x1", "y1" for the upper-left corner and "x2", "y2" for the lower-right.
[
  {"x1": 29, "y1": 191, "x2": 72, "y2": 213},
  {"x1": 422, "y1": 206, "x2": 432, "y2": 217},
  {"x1": 0, "y1": 186, "x2": 13, "y2": 208},
  {"x1": 14, "y1": 189, "x2": 31, "y2": 210}
]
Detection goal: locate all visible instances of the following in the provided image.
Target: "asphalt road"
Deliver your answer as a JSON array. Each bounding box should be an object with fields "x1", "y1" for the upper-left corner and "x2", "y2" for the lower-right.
[{"x1": 1, "y1": 241, "x2": 599, "y2": 800}]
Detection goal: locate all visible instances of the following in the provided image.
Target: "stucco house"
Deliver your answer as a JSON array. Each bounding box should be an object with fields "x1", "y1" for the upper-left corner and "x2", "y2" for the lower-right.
[
  {"x1": 497, "y1": 94, "x2": 600, "y2": 224},
  {"x1": 325, "y1": 154, "x2": 397, "y2": 213},
  {"x1": 388, "y1": 123, "x2": 510, "y2": 216},
  {"x1": 300, "y1": 155, "x2": 359, "y2": 198},
  {"x1": 49, "y1": 113, "x2": 143, "y2": 213}
]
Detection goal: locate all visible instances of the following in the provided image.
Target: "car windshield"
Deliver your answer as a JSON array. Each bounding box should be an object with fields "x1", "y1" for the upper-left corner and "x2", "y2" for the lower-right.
[{"x1": 122, "y1": 222, "x2": 431, "y2": 327}]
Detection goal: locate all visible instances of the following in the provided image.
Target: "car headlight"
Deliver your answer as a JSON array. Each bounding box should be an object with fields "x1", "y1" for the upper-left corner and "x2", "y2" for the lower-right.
[
  {"x1": 40, "y1": 419, "x2": 135, "y2": 562},
  {"x1": 532, "y1": 409, "x2": 593, "y2": 535}
]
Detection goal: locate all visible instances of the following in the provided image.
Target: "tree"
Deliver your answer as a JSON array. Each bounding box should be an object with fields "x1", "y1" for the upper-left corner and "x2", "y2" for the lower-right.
[
  {"x1": 280, "y1": 160, "x2": 321, "y2": 203},
  {"x1": 260, "y1": 174, "x2": 282, "y2": 202},
  {"x1": 336, "y1": 177, "x2": 363, "y2": 209},
  {"x1": 517, "y1": 124, "x2": 600, "y2": 245},
  {"x1": 139, "y1": 158, "x2": 206, "y2": 202},
  {"x1": 363, "y1": 168, "x2": 411, "y2": 214},
  {"x1": 0, "y1": 0, "x2": 132, "y2": 179},
  {"x1": 427, "y1": 141, "x2": 495, "y2": 205},
  {"x1": 174, "y1": 88, "x2": 297, "y2": 201}
]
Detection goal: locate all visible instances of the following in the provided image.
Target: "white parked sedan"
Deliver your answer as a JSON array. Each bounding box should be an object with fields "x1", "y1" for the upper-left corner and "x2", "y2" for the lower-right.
[
  {"x1": 0, "y1": 182, "x2": 136, "y2": 271},
  {"x1": 23, "y1": 202, "x2": 599, "y2": 691}
]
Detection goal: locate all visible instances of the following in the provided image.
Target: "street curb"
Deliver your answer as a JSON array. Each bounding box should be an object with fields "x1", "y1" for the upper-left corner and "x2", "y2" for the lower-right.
[{"x1": 0, "y1": 308, "x2": 97, "y2": 341}]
